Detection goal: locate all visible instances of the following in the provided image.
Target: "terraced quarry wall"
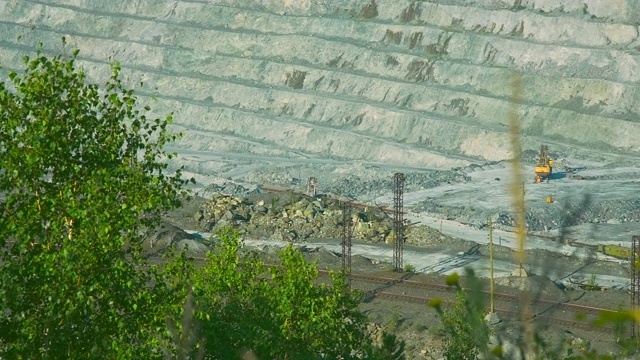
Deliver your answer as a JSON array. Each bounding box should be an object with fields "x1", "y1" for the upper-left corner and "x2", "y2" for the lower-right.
[{"x1": 1, "y1": 0, "x2": 640, "y2": 170}]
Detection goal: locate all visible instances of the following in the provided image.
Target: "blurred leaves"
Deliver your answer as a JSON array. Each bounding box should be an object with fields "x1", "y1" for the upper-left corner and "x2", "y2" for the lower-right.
[
  {"x1": 436, "y1": 287, "x2": 488, "y2": 360},
  {"x1": 445, "y1": 272, "x2": 460, "y2": 287},
  {"x1": 165, "y1": 229, "x2": 395, "y2": 359},
  {"x1": 0, "y1": 46, "x2": 190, "y2": 358}
]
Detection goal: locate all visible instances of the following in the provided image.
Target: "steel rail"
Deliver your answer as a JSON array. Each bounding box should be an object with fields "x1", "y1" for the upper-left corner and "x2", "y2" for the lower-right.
[
  {"x1": 184, "y1": 255, "x2": 616, "y2": 315},
  {"x1": 348, "y1": 272, "x2": 615, "y2": 315},
  {"x1": 369, "y1": 290, "x2": 613, "y2": 333}
]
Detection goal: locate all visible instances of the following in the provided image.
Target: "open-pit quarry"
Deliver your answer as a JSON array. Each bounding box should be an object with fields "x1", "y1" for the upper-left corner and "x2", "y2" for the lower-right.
[{"x1": 2, "y1": 0, "x2": 640, "y2": 357}]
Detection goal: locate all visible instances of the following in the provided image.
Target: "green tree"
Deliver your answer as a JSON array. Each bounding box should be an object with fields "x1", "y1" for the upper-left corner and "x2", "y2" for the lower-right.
[
  {"x1": 172, "y1": 228, "x2": 390, "y2": 359},
  {"x1": 429, "y1": 271, "x2": 490, "y2": 360},
  {"x1": 440, "y1": 291, "x2": 484, "y2": 360},
  {"x1": 0, "y1": 49, "x2": 190, "y2": 358}
]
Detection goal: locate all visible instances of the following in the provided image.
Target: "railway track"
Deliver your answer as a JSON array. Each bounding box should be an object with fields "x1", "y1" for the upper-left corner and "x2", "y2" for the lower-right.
[
  {"x1": 345, "y1": 272, "x2": 615, "y2": 333},
  {"x1": 372, "y1": 290, "x2": 612, "y2": 332},
  {"x1": 349, "y1": 272, "x2": 610, "y2": 315},
  {"x1": 365, "y1": 290, "x2": 603, "y2": 330},
  {"x1": 183, "y1": 254, "x2": 617, "y2": 333}
]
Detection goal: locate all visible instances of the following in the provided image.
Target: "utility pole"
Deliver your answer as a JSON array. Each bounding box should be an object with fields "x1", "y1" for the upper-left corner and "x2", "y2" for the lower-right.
[
  {"x1": 518, "y1": 181, "x2": 526, "y2": 274},
  {"x1": 342, "y1": 203, "x2": 353, "y2": 288},
  {"x1": 307, "y1": 177, "x2": 318, "y2": 197},
  {"x1": 632, "y1": 235, "x2": 639, "y2": 339},
  {"x1": 489, "y1": 216, "x2": 495, "y2": 313}
]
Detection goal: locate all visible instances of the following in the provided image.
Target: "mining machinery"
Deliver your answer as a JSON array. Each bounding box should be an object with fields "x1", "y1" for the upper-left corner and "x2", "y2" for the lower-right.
[
  {"x1": 534, "y1": 145, "x2": 553, "y2": 183},
  {"x1": 597, "y1": 244, "x2": 633, "y2": 259}
]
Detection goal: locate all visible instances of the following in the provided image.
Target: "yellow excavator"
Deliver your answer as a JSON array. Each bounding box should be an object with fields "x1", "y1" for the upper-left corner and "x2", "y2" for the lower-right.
[{"x1": 534, "y1": 145, "x2": 553, "y2": 183}]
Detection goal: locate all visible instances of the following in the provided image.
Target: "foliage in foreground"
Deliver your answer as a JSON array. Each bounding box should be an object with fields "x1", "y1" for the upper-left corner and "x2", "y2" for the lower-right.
[
  {"x1": 430, "y1": 270, "x2": 490, "y2": 360},
  {"x1": 430, "y1": 269, "x2": 639, "y2": 360},
  {"x1": 0, "y1": 48, "x2": 189, "y2": 358},
  {"x1": 165, "y1": 229, "x2": 397, "y2": 359},
  {"x1": 0, "y1": 48, "x2": 400, "y2": 359}
]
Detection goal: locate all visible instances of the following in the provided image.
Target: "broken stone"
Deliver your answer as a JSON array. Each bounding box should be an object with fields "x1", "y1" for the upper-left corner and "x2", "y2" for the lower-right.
[
  {"x1": 511, "y1": 266, "x2": 530, "y2": 277},
  {"x1": 484, "y1": 312, "x2": 501, "y2": 325}
]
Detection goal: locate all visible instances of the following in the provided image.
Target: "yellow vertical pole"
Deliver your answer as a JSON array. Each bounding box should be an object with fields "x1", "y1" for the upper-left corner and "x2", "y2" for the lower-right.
[
  {"x1": 520, "y1": 181, "x2": 525, "y2": 273},
  {"x1": 489, "y1": 216, "x2": 494, "y2": 313},
  {"x1": 509, "y1": 71, "x2": 534, "y2": 353}
]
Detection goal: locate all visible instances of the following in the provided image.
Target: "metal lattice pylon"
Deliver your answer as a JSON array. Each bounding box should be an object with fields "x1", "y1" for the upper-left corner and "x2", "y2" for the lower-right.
[
  {"x1": 342, "y1": 203, "x2": 353, "y2": 287},
  {"x1": 632, "y1": 235, "x2": 639, "y2": 338},
  {"x1": 393, "y1": 173, "x2": 405, "y2": 271}
]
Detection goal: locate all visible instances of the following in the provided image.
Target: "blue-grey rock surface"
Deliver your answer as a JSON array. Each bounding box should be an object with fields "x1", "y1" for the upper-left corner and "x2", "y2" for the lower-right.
[{"x1": 2, "y1": 0, "x2": 639, "y2": 176}]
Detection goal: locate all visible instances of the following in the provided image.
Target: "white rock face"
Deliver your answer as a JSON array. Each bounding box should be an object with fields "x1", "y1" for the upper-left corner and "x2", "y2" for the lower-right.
[{"x1": 1, "y1": 0, "x2": 639, "y2": 173}]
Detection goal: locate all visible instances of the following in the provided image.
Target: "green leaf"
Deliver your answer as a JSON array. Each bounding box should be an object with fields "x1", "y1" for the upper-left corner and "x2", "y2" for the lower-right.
[
  {"x1": 0, "y1": 46, "x2": 189, "y2": 359},
  {"x1": 445, "y1": 272, "x2": 460, "y2": 286}
]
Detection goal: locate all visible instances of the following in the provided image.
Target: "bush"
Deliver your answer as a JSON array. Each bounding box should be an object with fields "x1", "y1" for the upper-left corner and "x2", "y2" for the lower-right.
[
  {"x1": 404, "y1": 264, "x2": 416, "y2": 273},
  {"x1": 430, "y1": 271, "x2": 489, "y2": 360},
  {"x1": 166, "y1": 228, "x2": 394, "y2": 359}
]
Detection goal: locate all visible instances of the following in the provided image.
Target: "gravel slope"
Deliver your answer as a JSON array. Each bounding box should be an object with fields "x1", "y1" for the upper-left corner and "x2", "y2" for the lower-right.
[{"x1": 1, "y1": 0, "x2": 640, "y2": 175}]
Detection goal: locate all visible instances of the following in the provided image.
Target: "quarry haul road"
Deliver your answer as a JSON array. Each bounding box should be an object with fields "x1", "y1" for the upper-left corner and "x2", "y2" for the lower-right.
[{"x1": 174, "y1": 178, "x2": 634, "y2": 299}]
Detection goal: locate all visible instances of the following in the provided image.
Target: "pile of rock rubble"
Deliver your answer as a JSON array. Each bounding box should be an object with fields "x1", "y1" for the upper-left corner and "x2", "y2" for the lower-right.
[{"x1": 194, "y1": 192, "x2": 395, "y2": 243}]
